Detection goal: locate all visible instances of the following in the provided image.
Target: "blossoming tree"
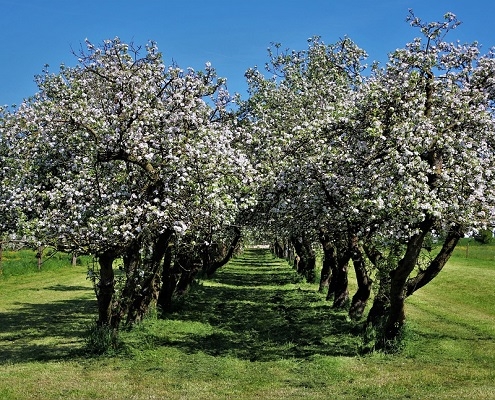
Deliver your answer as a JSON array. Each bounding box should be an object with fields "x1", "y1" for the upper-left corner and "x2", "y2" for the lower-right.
[
  {"x1": 357, "y1": 12, "x2": 495, "y2": 348},
  {"x1": 6, "y1": 38, "x2": 256, "y2": 327},
  {"x1": 242, "y1": 12, "x2": 495, "y2": 350},
  {"x1": 242, "y1": 37, "x2": 373, "y2": 313}
]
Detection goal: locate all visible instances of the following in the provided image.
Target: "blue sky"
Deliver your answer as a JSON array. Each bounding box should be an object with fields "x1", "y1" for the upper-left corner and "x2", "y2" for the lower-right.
[{"x1": 1, "y1": 0, "x2": 494, "y2": 107}]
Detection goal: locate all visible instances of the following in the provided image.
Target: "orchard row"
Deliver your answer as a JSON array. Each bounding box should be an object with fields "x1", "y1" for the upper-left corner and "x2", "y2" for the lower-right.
[{"x1": 1, "y1": 12, "x2": 493, "y2": 350}]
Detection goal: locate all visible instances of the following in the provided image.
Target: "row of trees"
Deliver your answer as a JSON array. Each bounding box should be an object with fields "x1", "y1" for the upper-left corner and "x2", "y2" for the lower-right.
[
  {"x1": 0, "y1": 39, "x2": 256, "y2": 328},
  {"x1": 246, "y1": 12, "x2": 495, "y2": 348},
  {"x1": 1, "y1": 12, "x2": 494, "y2": 350}
]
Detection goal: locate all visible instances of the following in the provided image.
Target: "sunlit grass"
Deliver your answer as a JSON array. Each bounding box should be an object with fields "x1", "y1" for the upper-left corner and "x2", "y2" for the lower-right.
[
  {"x1": 0, "y1": 248, "x2": 93, "y2": 278},
  {"x1": 0, "y1": 246, "x2": 495, "y2": 399}
]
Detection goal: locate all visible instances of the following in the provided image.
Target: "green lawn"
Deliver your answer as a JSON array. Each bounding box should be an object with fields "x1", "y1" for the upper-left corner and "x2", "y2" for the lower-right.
[{"x1": 1, "y1": 246, "x2": 495, "y2": 399}]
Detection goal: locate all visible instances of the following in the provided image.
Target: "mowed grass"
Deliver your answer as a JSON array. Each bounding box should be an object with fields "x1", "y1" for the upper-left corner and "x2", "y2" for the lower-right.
[{"x1": 1, "y1": 246, "x2": 495, "y2": 399}]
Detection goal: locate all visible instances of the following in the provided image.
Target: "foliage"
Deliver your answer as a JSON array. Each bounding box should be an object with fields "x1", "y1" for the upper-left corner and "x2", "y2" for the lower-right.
[{"x1": 473, "y1": 229, "x2": 493, "y2": 245}]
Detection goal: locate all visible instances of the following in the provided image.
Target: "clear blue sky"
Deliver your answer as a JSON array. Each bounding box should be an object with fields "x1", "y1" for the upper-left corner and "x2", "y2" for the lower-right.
[{"x1": 1, "y1": 0, "x2": 494, "y2": 107}]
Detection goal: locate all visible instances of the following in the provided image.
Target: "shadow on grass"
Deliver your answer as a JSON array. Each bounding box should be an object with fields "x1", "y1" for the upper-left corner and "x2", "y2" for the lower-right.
[
  {"x1": 156, "y1": 248, "x2": 362, "y2": 361},
  {"x1": 42, "y1": 284, "x2": 92, "y2": 292},
  {"x1": 1, "y1": 248, "x2": 361, "y2": 364},
  {"x1": 0, "y1": 293, "x2": 95, "y2": 364}
]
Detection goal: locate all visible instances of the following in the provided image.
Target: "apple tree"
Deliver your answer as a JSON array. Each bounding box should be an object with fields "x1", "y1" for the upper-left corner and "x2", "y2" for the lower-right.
[{"x1": 6, "y1": 38, "x2": 256, "y2": 328}]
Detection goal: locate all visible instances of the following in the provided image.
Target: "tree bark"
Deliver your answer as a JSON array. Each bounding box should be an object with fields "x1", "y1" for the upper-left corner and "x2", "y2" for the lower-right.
[
  {"x1": 286, "y1": 239, "x2": 295, "y2": 265},
  {"x1": 97, "y1": 250, "x2": 116, "y2": 327},
  {"x1": 36, "y1": 245, "x2": 44, "y2": 270},
  {"x1": 0, "y1": 239, "x2": 3, "y2": 273},
  {"x1": 348, "y1": 233, "x2": 372, "y2": 320},
  {"x1": 318, "y1": 230, "x2": 333, "y2": 293},
  {"x1": 157, "y1": 243, "x2": 176, "y2": 313},
  {"x1": 125, "y1": 230, "x2": 173, "y2": 325},
  {"x1": 379, "y1": 217, "x2": 434, "y2": 348},
  {"x1": 325, "y1": 234, "x2": 350, "y2": 309},
  {"x1": 176, "y1": 257, "x2": 200, "y2": 296},
  {"x1": 204, "y1": 227, "x2": 241, "y2": 277},
  {"x1": 272, "y1": 239, "x2": 284, "y2": 259},
  {"x1": 366, "y1": 274, "x2": 391, "y2": 328},
  {"x1": 331, "y1": 252, "x2": 350, "y2": 308},
  {"x1": 291, "y1": 234, "x2": 316, "y2": 283},
  {"x1": 114, "y1": 239, "x2": 143, "y2": 326}
]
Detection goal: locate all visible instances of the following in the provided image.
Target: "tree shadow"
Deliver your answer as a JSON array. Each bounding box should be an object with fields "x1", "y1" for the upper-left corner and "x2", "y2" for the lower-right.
[
  {"x1": 156, "y1": 249, "x2": 362, "y2": 361},
  {"x1": 0, "y1": 248, "x2": 362, "y2": 364},
  {"x1": 0, "y1": 294, "x2": 95, "y2": 364},
  {"x1": 41, "y1": 284, "x2": 92, "y2": 292}
]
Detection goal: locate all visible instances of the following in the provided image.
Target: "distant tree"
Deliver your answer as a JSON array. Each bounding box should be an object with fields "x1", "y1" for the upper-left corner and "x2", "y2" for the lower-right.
[{"x1": 474, "y1": 229, "x2": 493, "y2": 245}]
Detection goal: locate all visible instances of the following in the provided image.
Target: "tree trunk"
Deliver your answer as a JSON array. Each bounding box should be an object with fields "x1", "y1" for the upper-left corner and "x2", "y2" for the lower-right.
[
  {"x1": 286, "y1": 239, "x2": 295, "y2": 265},
  {"x1": 176, "y1": 260, "x2": 199, "y2": 296},
  {"x1": 125, "y1": 230, "x2": 173, "y2": 325},
  {"x1": 322, "y1": 244, "x2": 339, "y2": 299},
  {"x1": 379, "y1": 217, "x2": 434, "y2": 349},
  {"x1": 326, "y1": 235, "x2": 350, "y2": 309},
  {"x1": 318, "y1": 230, "x2": 333, "y2": 293},
  {"x1": 157, "y1": 244, "x2": 176, "y2": 313},
  {"x1": 331, "y1": 253, "x2": 350, "y2": 309},
  {"x1": 97, "y1": 250, "x2": 116, "y2": 327},
  {"x1": 291, "y1": 234, "x2": 316, "y2": 283},
  {"x1": 348, "y1": 233, "x2": 372, "y2": 320},
  {"x1": 290, "y1": 236, "x2": 301, "y2": 266},
  {"x1": 205, "y1": 227, "x2": 241, "y2": 277},
  {"x1": 273, "y1": 239, "x2": 284, "y2": 258},
  {"x1": 364, "y1": 243, "x2": 389, "y2": 328},
  {"x1": 126, "y1": 272, "x2": 161, "y2": 325},
  {"x1": 36, "y1": 245, "x2": 44, "y2": 270},
  {"x1": 366, "y1": 274, "x2": 391, "y2": 328},
  {"x1": 174, "y1": 249, "x2": 203, "y2": 297},
  {"x1": 0, "y1": 239, "x2": 3, "y2": 273},
  {"x1": 303, "y1": 247, "x2": 316, "y2": 284}
]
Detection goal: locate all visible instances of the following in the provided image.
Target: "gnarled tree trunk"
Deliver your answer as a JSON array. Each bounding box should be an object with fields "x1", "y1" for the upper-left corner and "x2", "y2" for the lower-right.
[
  {"x1": 272, "y1": 239, "x2": 284, "y2": 259},
  {"x1": 204, "y1": 227, "x2": 242, "y2": 277},
  {"x1": 156, "y1": 244, "x2": 176, "y2": 313},
  {"x1": 348, "y1": 233, "x2": 372, "y2": 320},
  {"x1": 366, "y1": 274, "x2": 391, "y2": 328},
  {"x1": 318, "y1": 229, "x2": 333, "y2": 293},
  {"x1": 326, "y1": 234, "x2": 350, "y2": 309},
  {"x1": 406, "y1": 224, "x2": 463, "y2": 297},
  {"x1": 291, "y1": 234, "x2": 316, "y2": 283},
  {"x1": 125, "y1": 230, "x2": 174, "y2": 324},
  {"x1": 378, "y1": 217, "x2": 434, "y2": 350},
  {"x1": 331, "y1": 253, "x2": 350, "y2": 309}
]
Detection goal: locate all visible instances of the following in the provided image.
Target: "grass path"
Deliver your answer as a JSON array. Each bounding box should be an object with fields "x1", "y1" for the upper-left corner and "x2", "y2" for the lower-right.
[
  {"x1": 1, "y1": 247, "x2": 495, "y2": 399},
  {"x1": 159, "y1": 248, "x2": 361, "y2": 361}
]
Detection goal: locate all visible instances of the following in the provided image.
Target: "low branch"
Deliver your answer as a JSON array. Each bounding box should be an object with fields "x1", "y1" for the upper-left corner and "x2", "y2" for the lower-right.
[{"x1": 405, "y1": 224, "x2": 463, "y2": 297}]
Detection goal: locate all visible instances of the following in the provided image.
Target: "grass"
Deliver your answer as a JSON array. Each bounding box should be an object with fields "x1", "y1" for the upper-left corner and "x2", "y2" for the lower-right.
[
  {"x1": 0, "y1": 247, "x2": 93, "y2": 278},
  {"x1": 1, "y1": 246, "x2": 495, "y2": 399}
]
